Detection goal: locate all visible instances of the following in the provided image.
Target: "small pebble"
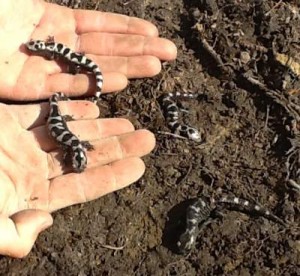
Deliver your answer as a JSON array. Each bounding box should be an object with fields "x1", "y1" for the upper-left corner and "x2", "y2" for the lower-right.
[{"x1": 240, "y1": 51, "x2": 251, "y2": 64}]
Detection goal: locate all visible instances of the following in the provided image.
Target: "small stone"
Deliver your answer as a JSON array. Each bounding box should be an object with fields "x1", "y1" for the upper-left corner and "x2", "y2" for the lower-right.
[
  {"x1": 183, "y1": 148, "x2": 190, "y2": 154},
  {"x1": 240, "y1": 51, "x2": 251, "y2": 64}
]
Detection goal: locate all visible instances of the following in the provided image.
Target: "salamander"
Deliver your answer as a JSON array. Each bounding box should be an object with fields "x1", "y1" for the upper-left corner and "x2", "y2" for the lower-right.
[
  {"x1": 177, "y1": 194, "x2": 287, "y2": 254},
  {"x1": 48, "y1": 92, "x2": 94, "y2": 173},
  {"x1": 162, "y1": 92, "x2": 202, "y2": 142},
  {"x1": 25, "y1": 37, "x2": 103, "y2": 102}
]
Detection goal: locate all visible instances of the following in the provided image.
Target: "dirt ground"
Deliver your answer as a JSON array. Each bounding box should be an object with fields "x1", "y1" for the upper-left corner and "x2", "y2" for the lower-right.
[{"x1": 1, "y1": 0, "x2": 299, "y2": 275}]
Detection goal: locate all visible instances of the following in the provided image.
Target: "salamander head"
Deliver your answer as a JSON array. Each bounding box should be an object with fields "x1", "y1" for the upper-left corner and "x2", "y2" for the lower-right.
[
  {"x1": 72, "y1": 146, "x2": 87, "y2": 173},
  {"x1": 187, "y1": 127, "x2": 202, "y2": 142},
  {"x1": 25, "y1": 40, "x2": 46, "y2": 51},
  {"x1": 177, "y1": 231, "x2": 195, "y2": 255}
]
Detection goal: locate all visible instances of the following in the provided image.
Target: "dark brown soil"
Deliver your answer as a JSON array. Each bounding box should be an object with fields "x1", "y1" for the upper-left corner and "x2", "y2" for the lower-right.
[{"x1": 1, "y1": 0, "x2": 299, "y2": 275}]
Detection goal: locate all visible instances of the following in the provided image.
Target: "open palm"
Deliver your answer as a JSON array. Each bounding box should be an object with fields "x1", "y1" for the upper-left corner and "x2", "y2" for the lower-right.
[
  {"x1": 0, "y1": 0, "x2": 175, "y2": 257},
  {"x1": 0, "y1": 101, "x2": 155, "y2": 257},
  {"x1": 0, "y1": 0, "x2": 176, "y2": 100}
]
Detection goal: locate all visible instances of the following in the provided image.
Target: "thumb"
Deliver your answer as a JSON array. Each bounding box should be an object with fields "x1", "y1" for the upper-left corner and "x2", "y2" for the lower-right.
[{"x1": 0, "y1": 210, "x2": 53, "y2": 258}]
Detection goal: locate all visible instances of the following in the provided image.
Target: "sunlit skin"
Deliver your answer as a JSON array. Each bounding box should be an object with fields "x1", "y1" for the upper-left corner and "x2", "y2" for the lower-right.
[
  {"x1": 0, "y1": 0, "x2": 177, "y2": 258},
  {"x1": 0, "y1": 0, "x2": 177, "y2": 100}
]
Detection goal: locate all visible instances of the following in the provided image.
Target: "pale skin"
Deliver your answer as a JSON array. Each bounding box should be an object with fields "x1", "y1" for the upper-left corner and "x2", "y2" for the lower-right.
[{"x1": 0, "y1": 0, "x2": 177, "y2": 258}]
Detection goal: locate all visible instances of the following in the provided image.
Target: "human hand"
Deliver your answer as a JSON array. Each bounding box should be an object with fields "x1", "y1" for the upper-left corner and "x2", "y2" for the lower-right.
[
  {"x1": 0, "y1": 0, "x2": 177, "y2": 101},
  {"x1": 0, "y1": 101, "x2": 155, "y2": 257}
]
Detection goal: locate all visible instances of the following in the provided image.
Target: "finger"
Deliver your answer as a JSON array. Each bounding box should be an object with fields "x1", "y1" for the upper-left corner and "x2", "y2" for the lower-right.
[
  {"x1": 0, "y1": 210, "x2": 53, "y2": 258},
  {"x1": 47, "y1": 72, "x2": 128, "y2": 97},
  {"x1": 32, "y1": 118, "x2": 135, "y2": 152},
  {"x1": 48, "y1": 129, "x2": 155, "y2": 178},
  {"x1": 7, "y1": 100, "x2": 99, "y2": 130},
  {"x1": 47, "y1": 55, "x2": 159, "y2": 95},
  {"x1": 74, "y1": 10, "x2": 158, "y2": 37},
  {"x1": 49, "y1": 157, "x2": 145, "y2": 211},
  {"x1": 89, "y1": 55, "x2": 162, "y2": 78},
  {"x1": 78, "y1": 33, "x2": 177, "y2": 61}
]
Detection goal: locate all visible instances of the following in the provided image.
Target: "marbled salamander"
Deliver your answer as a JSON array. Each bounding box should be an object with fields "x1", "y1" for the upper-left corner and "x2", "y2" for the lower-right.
[
  {"x1": 177, "y1": 195, "x2": 287, "y2": 254},
  {"x1": 162, "y1": 92, "x2": 202, "y2": 142},
  {"x1": 25, "y1": 36, "x2": 103, "y2": 102},
  {"x1": 59, "y1": 0, "x2": 81, "y2": 8},
  {"x1": 48, "y1": 92, "x2": 94, "y2": 173}
]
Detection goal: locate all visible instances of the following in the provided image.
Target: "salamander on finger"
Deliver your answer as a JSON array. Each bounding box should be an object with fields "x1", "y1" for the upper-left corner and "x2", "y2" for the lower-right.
[
  {"x1": 25, "y1": 37, "x2": 103, "y2": 102},
  {"x1": 48, "y1": 92, "x2": 94, "y2": 173}
]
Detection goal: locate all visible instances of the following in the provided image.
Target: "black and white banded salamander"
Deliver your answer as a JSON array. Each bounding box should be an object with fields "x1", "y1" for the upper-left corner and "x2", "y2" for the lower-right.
[
  {"x1": 48, "y1": 92, "x2": 94, "y2": 173},
  {"x1": 59, "y1": 0, "x2": 81, "y2": 9},
  {"x1": 177, "y1": 195, "x2": 287, "y2": 254},
  {"x1": 25, "y1": 36, "x2": 103, "y2": 102},
  {"x1": 162, "y1": 92, "x2": 202, "y2": 142}
]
